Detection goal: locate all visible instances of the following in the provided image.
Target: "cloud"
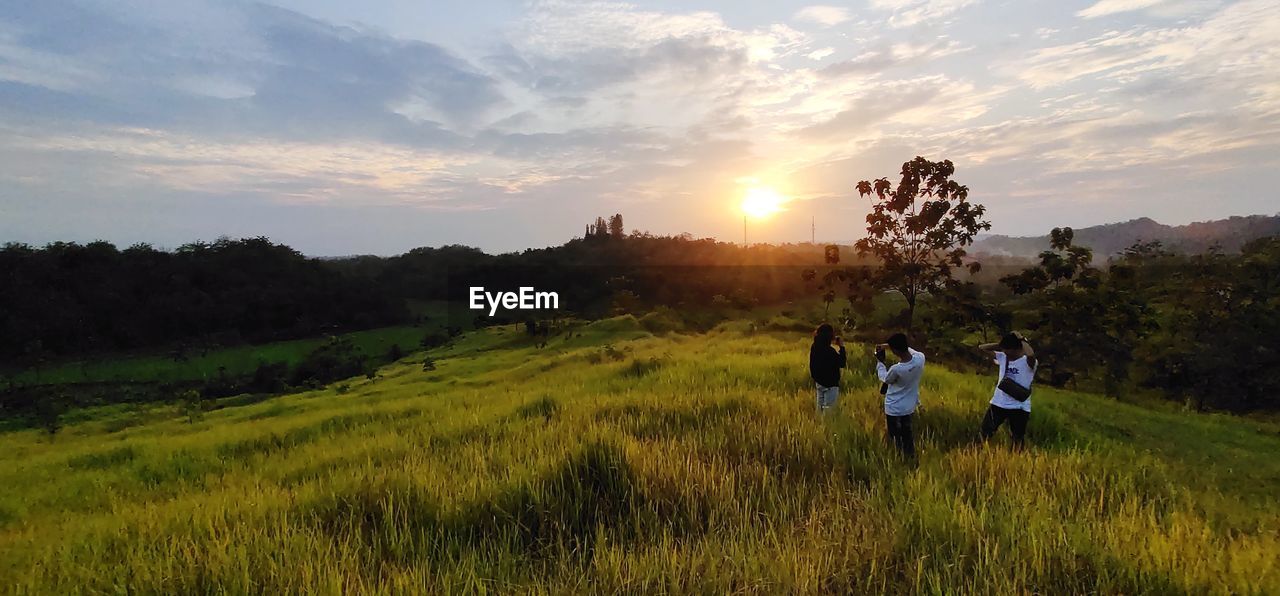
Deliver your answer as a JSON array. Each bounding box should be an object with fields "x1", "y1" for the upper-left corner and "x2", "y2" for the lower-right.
[
  {"x1": 794, "y1": 6, "x2": 853, "y2": 27},
  {"x1": 808, "y1": 47, "x2": 835, "y2": 61},
  {"x1": 869, "y1": 0, "x2": 980, "y2": 28},
  {"x1": 819, "y1": 40, "x2": 970, "y2": 77},
  {"x1": 0, "y1": 122, "x2": 477, "y2": 204},
  {"x1": 513, "y1": 1, "x2": 798, "y2": 62},
  {"x1": 795, "y1": 75, "x2": 996, "y2": 141},
  {"x1": 488, "y1": 1, "x2": 815, "y2": 138},
  {"x1": 0, "y1": 0, "x2": 505, "y2": 146},
  {"x1": 1008, "y1": 0, "x2": 1279, "y2": 98},
  {"x1": 1077, "y1": 0, "x2": 1167, "y2": 19},
  {"x1": 2, "y1": 0, "x2": 1278, "y2": 252}
]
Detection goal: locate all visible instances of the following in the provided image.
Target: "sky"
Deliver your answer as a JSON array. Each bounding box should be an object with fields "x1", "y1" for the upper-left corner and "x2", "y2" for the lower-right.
[{"x1": 1, "y1": 0, "x2": 1277, "y2": 255}]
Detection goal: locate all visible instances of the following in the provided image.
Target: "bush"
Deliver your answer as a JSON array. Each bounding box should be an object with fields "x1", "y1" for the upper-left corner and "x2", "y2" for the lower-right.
[
  {"x1": 420, "y1": 332, "x2": 450, "y2": 350},
  {"x1": 762, "y1": 315, "x2": 812, "y2": 332},
  {"x1": 292, "y1": 337, "x2": 370, "y2": 387},
  {"x1": 34, "y1": 394, "x2": 66, "y2": 437},
  {"x1": 201, "y1": 366, "x2": 241, "y2": 399},
  {"x1": 247, "y1": 361, "x2": 290, "y2": 394},
  {"x1": 586, "y1": 344, "x2": 628, "y2": 365},
  {"x1": 621, "y1": 357, "x2": 666, "y2": 378},
  {"x1": 638, "y1": 307, "x2": 684, "y2": 334},
  {"x1": 584, "y1": 315, "x2": 643, "y2": 335},
  {"x1": 178, "y1": 389, "x2": 206, "y2": 423}
]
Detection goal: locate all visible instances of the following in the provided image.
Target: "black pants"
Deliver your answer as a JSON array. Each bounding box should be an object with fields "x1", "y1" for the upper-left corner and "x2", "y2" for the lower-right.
[
  {"x1": 886, "y1": 414, "x2": 915, "y2": 458},
  {"x1": 980, "y1": 405, "x2": 1029, "y2": 448}
]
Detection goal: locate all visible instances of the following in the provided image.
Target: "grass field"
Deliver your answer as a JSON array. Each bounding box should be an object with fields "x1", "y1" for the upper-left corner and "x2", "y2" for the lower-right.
[
  {"x1": 6, "y1": 301, "x2": 459, "y2": 387},
  {"x1": 8, "y1": 326, "x2": 428, "y2": 386},
  {"x1": 1, "y1": 316, "x2": 1277, "y2": 594}
]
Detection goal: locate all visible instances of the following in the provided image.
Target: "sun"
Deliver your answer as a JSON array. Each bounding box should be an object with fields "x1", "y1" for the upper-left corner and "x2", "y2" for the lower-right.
[{"x1": 741, "y1": 186, "x2": 787, "y2": 219}]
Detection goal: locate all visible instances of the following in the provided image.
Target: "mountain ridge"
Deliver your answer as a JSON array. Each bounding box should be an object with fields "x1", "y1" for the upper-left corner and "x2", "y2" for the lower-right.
[{"x1": 971, "y1": 214, "x2": 1280, "y2": 257}]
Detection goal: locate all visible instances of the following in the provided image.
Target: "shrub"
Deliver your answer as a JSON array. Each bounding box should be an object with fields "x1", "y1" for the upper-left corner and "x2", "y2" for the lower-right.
[
  {"x1": 178, "y1": 389, "x2": 206, "y2": 423},
  {"x1": 420, "y1": 332, "x2": 450, "y2": 350},
  {"x1": 247, "y1": 361, "x2": 290, "y2": 394},
  {"x1": 621, "y1": 357, "x2": 665, "y2": 378},
  {"x1": 34, "y1": 394, "x2": 66, "y2": 438},
  {"x1": 585, "y1": 344, "x2": 628, "y2": 365},
  {"x1": 638, "y1": 307, "x2": 684, "y2": 334},
  {"x1": 762, "y1": 315, "x2": 812, "y2": 332},
  {"x1": 200, "y1": 366, "x2": 241, "y2": 399},
  {"x1": 292, "y1": 337, "x2": 370, "y2": 387}
]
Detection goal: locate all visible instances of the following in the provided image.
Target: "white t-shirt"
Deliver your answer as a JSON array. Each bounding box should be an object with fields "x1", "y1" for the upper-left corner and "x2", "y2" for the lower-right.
[
  {"x1": 876, "y1": 348, "x2": 925, "y2": 416},
  {"x1": 990, "y1": 352, "x2": 1036, "y2": 412}
]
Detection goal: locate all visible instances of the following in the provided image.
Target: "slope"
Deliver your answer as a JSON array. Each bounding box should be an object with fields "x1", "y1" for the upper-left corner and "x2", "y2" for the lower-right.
[{"x1": 0, "y1": 318, "x2": 1276, "y2": 594}]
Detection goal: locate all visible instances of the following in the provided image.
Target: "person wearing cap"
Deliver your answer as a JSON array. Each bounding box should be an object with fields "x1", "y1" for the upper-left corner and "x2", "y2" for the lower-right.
[
  {"x1": 875, "y1": 333, "x2": 926, "y2": 458},
  {"x1": 809, "y1": 323, "x2": 847, "y2": 414},
  {"x1": 978, "y1": 332, "x2": 1038, "y2": 449}
]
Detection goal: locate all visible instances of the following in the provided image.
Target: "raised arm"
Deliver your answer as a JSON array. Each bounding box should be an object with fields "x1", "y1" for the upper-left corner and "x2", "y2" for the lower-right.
[
  {"x1": 876, "y1": 361, "x2": 899, "y2": 384},
  {"x1": 978, "y1": 342, "x2": 1000, "y2": 353}
]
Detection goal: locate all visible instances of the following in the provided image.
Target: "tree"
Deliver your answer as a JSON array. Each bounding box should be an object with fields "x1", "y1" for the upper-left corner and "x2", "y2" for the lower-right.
[
  {"x1": 179, "y1": 389, "x2": 206, "y2": 423},
  {"x1": 930, "y1": 281, "x2": 1010, "y2": 344},
  {"x1": 1001, "y1": 228, "x2": 1154, "y2": 395},
  {"x1": 608, "y1": 214, "x2": 625, "y2": 239},
  {"x1": 35, "y1": 393, "x2": 66, "y2": 438},
  {"x1": 809, "y1": 267, "x2": 877, "y2": 326},
  {"x1": 854, "y1": 157, "x2": 990, "y2": 329},
  {"x1": 1137, "y1": 239, "x2": 1280, "y2": 412},
  {"x1": 291, "y1": 336, "x2": 371, "y2": 387}
]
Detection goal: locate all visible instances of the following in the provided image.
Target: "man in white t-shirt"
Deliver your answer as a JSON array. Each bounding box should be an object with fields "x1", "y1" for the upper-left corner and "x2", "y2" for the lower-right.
[
  {"x1": 875, "y1": 333, "x2": 926, "y2": 458},
  {"x1": 978, "y1": 332, "x2": 1037, "y2": 449}
]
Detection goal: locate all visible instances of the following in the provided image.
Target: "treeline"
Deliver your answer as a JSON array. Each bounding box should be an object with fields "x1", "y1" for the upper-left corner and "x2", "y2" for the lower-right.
[
  {"x1": 848, "y1": 231, "x2": 1280, "y2": 413},
  {"x1": 9, "y1": 200, "x2": 1274, "y2": 415},
  {"x1": 804, "y1": 156, "x2": 1279, "y2": 414},
  {"x1": 368, "y1": 232, "x2": 837, "y2": 317},
  {"x1": 0, "y1": 238, "x2": 407, "y2": 368},
  {"x1": 1, "y1": 224, "x2": 839, "y2": 369}
]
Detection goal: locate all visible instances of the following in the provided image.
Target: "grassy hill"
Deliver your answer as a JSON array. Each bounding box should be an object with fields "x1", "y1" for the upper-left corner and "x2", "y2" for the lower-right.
[
  {"x1": 8, "y1": 325, "x2": 428, "y2": 386},
  {"x1": 6, "y1": 301, "x2": 460, "y2": 387},
  {"x1": 1, "y1": 318, "x2": 1276, "y2": 594}
]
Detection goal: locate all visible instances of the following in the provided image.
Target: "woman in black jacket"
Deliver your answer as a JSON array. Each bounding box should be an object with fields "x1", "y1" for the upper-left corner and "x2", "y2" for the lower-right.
[{"x1": 809, "y1": 324, "x2": 847, "y2": 413}]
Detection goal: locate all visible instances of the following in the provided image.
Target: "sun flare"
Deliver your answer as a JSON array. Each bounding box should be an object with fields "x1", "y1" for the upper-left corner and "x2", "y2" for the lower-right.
[{"x1": 741, "y1": 186, "x2": 787, "y2": 219}]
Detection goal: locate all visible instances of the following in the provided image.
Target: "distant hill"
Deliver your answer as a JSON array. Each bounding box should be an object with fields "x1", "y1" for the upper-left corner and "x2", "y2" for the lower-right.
[{"x1": 971, "y1": 215, "x2": 1280, "y2": 258}]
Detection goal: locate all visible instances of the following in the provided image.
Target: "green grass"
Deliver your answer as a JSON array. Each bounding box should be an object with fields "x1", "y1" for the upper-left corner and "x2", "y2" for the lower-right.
[
  {"x1": 1, "y1": 317, "x2": 1276, "y2": 594},
  {"x1": 10, "y1": 325, "x2": 430, "y2": 386}
]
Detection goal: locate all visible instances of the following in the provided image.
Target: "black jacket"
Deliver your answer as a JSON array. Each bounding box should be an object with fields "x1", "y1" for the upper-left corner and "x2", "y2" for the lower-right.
[{"x1": 809, "y1": 343, "x2": 847, "y2": 388}]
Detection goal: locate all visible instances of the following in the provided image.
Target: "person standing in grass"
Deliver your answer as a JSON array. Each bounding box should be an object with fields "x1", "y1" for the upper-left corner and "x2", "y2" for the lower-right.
[
  {"x1": 978, "y1": 332, "x2": 1037, "y2": 449},
  {"x1": 809, "y1": 324, "x2": 846, "y2": 413},
  {"x1": 875, "y1": 333, "x2": 926, "y2": 459}
]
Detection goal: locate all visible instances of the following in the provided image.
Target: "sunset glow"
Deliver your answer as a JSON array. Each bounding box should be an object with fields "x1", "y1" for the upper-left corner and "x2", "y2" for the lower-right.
[
  {"x1": 741, "y1": 187, "x2": 788, "y2": 219},
  {"x1": 0, "y1": 0, "x2": 1275, "y2": 255}
]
